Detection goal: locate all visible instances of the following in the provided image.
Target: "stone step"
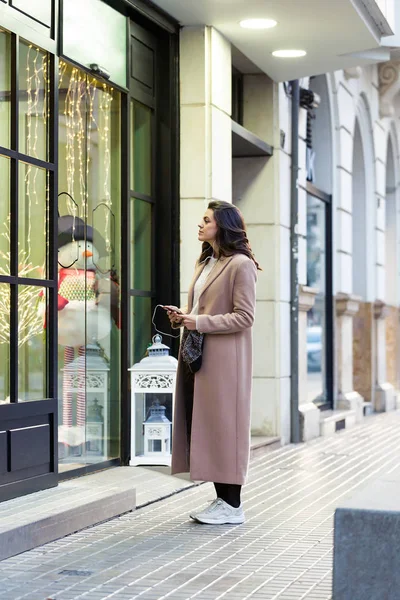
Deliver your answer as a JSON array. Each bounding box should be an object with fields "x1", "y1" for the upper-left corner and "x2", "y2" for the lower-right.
[
  {"x1": 250, "y1": 436, "x2": 281, "y2": 458},
  {"x1": 0, "y1": 469, "x2": 137, "y2": 562},
  {"x1": 320, "y1": 409, "x2": 357, "y2": 437}
]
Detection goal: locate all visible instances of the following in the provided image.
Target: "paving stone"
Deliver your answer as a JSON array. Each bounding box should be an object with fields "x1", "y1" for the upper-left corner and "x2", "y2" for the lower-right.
[{"x1": 1, "y1": 411, "x2": 399, "y2": 600}]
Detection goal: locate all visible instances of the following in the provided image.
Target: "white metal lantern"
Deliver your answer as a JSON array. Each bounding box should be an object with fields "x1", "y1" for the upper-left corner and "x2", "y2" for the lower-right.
[
  {"x1": 60, "y1": 341, "x2": 110, "y2": 460},
  {"x1": 129, "y1": 334, "x2": 178, "y2": 466}
]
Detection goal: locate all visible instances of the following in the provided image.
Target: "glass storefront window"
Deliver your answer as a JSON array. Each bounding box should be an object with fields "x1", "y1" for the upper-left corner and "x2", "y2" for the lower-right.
[
  {"x1": 131, "y1": 101, "x2": 152, "y2": 196},
  {"x1": 58, "y1": 61, "x2": 121, "y2": 471},
  {"x1": 0, "y1": 284, "x2": 10, "y2": 403},
  {"x1": 131, "y1": 296, "x2": 152, "y2": 365},
  {"x1": 18, "y1": 163, "x2": 48, "y2": 279},
  {"x1": 18, "y1": 284, "x2": 46, "y2": 401},
  {"x1": 306, "y1": 194, "x2": 327, "y2": 406},
  {"x1": 0, "y1": 156, "x2": 10, "y2": 273},
  {"x1": 19, "y1": 42, "x2": 49, "y2": 161},
  {"x1": 0, "y1": 156, "x2": 11, "y2": 405},
  {"x1": 0, "y1": 30, "x2": 11, "y2": 149},
  {"x1": 131, "y1": 198, "x2": 152, "y2": 290}
]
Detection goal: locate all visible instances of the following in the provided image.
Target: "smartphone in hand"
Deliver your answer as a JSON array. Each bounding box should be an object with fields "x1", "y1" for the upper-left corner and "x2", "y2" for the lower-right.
[{"x1": 163, "y1": 305, "x2": 182, "y2": 314}]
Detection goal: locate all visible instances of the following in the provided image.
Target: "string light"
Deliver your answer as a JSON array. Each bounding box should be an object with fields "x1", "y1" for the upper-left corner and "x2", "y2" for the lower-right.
[
  {"x1": 24, "y1": 44, "x2": 48, "y2": 274},
  {"x1": 0, "y1": 217, "x2": 43, "y2": 346},
  {"x1": 60, "y1": 62, "x2": 115, "y2": 262}
]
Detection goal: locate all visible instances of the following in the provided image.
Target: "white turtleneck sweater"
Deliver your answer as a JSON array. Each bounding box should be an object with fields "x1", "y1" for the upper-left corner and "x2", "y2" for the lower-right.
[{"x1": 191, "y1": 256, "x2": 218, "y2": 330}]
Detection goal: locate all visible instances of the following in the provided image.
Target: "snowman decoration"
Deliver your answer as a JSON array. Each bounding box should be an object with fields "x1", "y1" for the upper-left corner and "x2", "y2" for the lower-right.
[{"x1": 43, "y1": 215, "x2": 119, "y2": 453}]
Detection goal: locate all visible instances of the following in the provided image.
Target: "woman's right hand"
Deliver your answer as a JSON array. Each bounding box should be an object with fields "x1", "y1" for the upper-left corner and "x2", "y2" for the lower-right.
[{"x1": 163, "y1": 305, "x2": 184, "y2": 325}]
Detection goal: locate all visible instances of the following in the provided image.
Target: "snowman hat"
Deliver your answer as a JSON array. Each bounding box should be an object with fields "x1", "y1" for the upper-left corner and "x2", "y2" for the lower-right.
[{"x1": 58, "y1": 215, "x2": 107, "y2": 257}]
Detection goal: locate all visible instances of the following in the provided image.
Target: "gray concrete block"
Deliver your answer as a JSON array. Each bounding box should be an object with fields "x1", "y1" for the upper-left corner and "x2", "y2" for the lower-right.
[{"x1": 333, "y1": 466, "x2": 400, "y2": 600}]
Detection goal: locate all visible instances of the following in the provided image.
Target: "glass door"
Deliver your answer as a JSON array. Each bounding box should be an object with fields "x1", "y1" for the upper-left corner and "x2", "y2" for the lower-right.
[
  {"x1": 57, "y1": 61, "x2": 121, "y2": 473},
  {"x1": 306, "y1": 185, "x2": 333, "y2": 410},
  {"x1": 0, "y1": 31, "x2": 58, "y2": 501}
]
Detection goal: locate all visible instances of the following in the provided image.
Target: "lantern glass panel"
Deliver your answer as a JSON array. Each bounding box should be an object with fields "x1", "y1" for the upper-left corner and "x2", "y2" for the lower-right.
[{"x1": 134, "y1": 392, "x2": 172, "y2": 459}]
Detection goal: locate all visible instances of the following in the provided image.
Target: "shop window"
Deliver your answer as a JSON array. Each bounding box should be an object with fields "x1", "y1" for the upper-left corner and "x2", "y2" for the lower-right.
[
  {"x1": 18, "y1": 163, "x2": 48, "y2": 278},
  {"x1": 11, "y1": 0, "x2": 52, "y2": 28},
  {"x1": 18, "y1": 284, "x2": 47, "y2": 401},
  {"x1": 0, "y1": 30, "x2": 11, "y2": 148},
  {"x1": 130, "y1": 101, "x2": 152, "y2": 196},
  {"x1": 306, "y1": 194, "x2": 327, "y2": 407},
  {"x1": 0, "y1": 284, "x2": 10, "y2": 404},
  {"x1": 58, "y1": 61, "x2": 121, "y2": 470},
  {"x1": 19, "y1": 42, "x2": 49, "y2": 161},
  {"x1": 131, "y1": 198, "x2": 152, "y2": 291},
  {"x1": 129, "y1": 95, "x2": 153, "y2": 365},
  {"x1": 0, "y1": 39, "x2": 51, "y2": 405},
  {"x1": 130, "y1": 296, "x2": 152, "y2": 365}
]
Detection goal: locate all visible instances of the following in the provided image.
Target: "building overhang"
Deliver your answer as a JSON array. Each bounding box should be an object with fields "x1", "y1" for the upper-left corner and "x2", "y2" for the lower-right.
[{"x1": 150, "y1": 0, "x2": 398, "y2": 81}]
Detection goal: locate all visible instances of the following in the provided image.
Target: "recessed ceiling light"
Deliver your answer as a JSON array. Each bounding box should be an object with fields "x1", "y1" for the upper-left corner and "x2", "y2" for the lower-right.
[
  {"x1": 240, "y1": 18, "x2": 277, "y2": 30},
  {"x1": 272, "y1": 49, "x2": 307, "y2": 58}
]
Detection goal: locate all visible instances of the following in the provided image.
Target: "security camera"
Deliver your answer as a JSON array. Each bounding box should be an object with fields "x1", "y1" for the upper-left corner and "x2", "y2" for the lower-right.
[{"x1": 89, "y1": 64, "x2": 111, "y2": 81}]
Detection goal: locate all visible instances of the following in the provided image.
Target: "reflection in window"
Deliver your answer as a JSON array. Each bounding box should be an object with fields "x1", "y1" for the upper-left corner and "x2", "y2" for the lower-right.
[
  {"x1": 131, "y1": 101, "x2": 152, "y2": 196},
  {"x1": 19, "y1": 42, "x2": 49, "y2": 161},
  {"x1": 0, "y1": 30, "x2": 11, "y2": 149},
  {"x1": 306, "y1": 195, "x2": 326, "y2": 405},
  {"x1": 19, "y1": 164, "x2": 48, "y2": 279},
  {"x1": 18, "y1": 285, "x2": 46, "y2": 401},
  {"x1": 0, "y1": 284, "x2": 10, "y2": 404},
  {"x1": 131, "y1": 296, "x2": 152, "y2": 365},
  {"x1": 0, "y1": 156, "x2": 10, "y2": 273},
  {"x1": 58, "y1": 61, "x2": 121, "y2": 470},
  {"x1": 131, "y1": 198, "x2": 152, "y2": 290}
]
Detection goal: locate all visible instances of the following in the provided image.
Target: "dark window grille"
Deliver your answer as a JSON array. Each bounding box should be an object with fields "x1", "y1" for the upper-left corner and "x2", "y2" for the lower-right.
[{"x1": 232, "y1": 67, "x2": 243, "y2": 125}]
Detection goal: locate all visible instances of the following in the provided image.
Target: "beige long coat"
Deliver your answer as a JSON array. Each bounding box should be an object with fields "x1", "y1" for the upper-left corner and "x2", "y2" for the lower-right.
[{"x1": 171, "y1": 253, "x2": 257, "y2": 485}]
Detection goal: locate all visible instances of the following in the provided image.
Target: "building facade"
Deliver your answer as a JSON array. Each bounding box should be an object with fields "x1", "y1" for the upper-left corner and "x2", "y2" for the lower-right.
[
  {"x1": 1, "y1": 0, "x2": 400, "y2": 503},
  {"x1": 154, "y1": 0, "x2": 400, "y2": 447}
]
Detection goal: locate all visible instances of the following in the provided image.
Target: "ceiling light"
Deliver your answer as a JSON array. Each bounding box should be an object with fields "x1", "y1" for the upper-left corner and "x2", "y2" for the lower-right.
[
  {"x1": 240, "y1": 18, "x2": 277, "y2": 30},
  {"x1": 272, "y1": 49, "x2": 307, "y2": 58}
]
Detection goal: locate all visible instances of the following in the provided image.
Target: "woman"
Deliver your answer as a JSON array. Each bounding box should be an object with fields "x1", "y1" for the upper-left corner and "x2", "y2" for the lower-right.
[{"x1": 165, "y1": 200, "x2": 259, "y2": 525}]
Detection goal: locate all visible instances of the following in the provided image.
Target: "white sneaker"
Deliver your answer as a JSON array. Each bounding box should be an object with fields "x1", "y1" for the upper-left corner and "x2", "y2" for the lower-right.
[
  {"x1": 189, "y1": 499, "x2": 218, "y2": 521},
  {"x1": 191, "y1": 498, "x2": 245, "y2": 525}
]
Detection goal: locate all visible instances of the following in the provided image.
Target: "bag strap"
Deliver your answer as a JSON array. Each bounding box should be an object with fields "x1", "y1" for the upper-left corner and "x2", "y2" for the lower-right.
[{"x1": 152, "y1": 304, "x2": 181, "y2": 339}]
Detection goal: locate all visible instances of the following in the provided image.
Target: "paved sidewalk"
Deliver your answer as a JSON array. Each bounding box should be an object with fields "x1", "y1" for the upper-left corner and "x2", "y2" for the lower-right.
[{"x1": 1, "y1": 411, "x2": 400, "y2": 600}]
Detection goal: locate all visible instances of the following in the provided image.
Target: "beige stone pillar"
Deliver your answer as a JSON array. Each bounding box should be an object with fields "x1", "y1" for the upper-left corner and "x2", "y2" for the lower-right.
[
  {"x1": 298, "y1": 285, "x2": 321, "y2": 441},
  {"x1": 336, "y1": 293, "x2": 364, "y2": 421},
  {"x1": 374, "y1": 300, "x2": 396, "y2": 412},
  {"x1": 232, "y1": 74, "x2": 288, "y2": 442},
  {"x1": 179, "y1": 26, "x2": 232, "y2": 309}
]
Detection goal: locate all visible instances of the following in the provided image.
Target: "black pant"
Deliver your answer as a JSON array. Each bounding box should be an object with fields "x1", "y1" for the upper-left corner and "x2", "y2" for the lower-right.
[{"x1": 183, "y1": 362, "x2": 242, "y2": 509}]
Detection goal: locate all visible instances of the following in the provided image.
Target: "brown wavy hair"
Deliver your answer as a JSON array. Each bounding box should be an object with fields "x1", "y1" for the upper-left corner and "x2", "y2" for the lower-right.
[{"x1": 198, "y1": 201, "x2": 261, "y2": 270}]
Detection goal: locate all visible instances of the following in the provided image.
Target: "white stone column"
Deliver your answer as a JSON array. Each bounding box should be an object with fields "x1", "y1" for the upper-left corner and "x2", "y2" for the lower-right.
[
  {"x1": 233, "y1": 75, "x2": 290, "y2": 443},
  {"x1": 336, "y1": 293, "x2": 364, "y2": 421},
  {"x1": 179, "y1": 26, "x2": 232, "y2": 308},
  {"x1": 298, "y1": 285, "x2": 321, "y2": 441},
  {"x1": 374, "y1": 300, "x2": 396, "y2": 411}
]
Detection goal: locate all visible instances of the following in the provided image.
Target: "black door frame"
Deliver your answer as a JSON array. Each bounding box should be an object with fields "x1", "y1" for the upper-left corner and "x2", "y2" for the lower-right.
[
  {"x1": 306, "y1": 181, "x2": 334, "y2": 411},
  {"x1": 0, "y1": 33, "x2": 59, "y2": 502}
]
